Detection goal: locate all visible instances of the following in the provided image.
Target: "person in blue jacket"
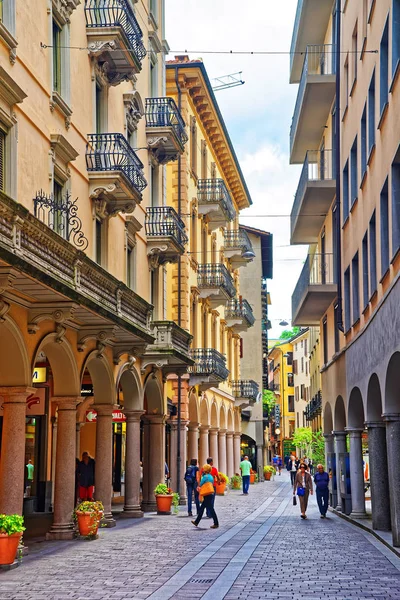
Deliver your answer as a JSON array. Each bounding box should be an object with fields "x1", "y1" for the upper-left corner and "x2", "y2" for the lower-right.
[
  {"x1": 191, "y1": 464, "x2": 219, "y2": 529},
  {"x1": 314, "y1": 463, "x2": 330, "y2": 518}
]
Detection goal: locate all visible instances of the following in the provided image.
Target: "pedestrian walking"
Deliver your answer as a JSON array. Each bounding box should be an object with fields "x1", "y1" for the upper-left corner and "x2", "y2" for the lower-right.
[
  {"x1": 309, "y1": 459, "x2": 314, "y2": 474},
  {"x1": 191, "y1": 464, "x2": 219, "y2": 529},
  {"x1": 287, "y1": 454, "x2": 299, "y2": 485},
  {"x1": 77, "y1": 452, "x2": 95, "y2": 501},
  {"x1": 272, "y1": 454, "x2": 279, "y2": 471},
  {"x1": 314, "y1": 463, "x2": 330, "y2": 518},
  {"x1": 184, "y1": 458, "x2": 200, "y2": 517},
  {"x1": 205, "y1": 457, "x2": 218, "y2": 517},
  {"x1": 293, "y1": 463, "x2": 313, "y2": 519},
  {"x1": 277, "y1": 456, "x2": 283, "y2": 475},
  {"x1": 240, "y1": 455, "x2": 252, "y2": 494}
]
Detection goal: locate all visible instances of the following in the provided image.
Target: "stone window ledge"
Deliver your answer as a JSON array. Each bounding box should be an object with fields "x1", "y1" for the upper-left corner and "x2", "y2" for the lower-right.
[
  {"x1": 0, "y1": 22, "x2": 18, "y2": 65},
  {"x1": 50, "y1": 91, "x2": 73, "y2": 130}
]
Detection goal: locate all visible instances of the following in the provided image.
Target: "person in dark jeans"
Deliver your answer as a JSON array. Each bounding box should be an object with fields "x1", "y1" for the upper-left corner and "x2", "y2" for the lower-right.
[
  {"x1": 184, "y1": 458, "x2": 200, "y2": 517},
  {"x1": 314, "y1": 463, "x2": 330, "y2": 518},
  {"x1": 191, "y1": 464, "x2": 219, "y2": 529}
]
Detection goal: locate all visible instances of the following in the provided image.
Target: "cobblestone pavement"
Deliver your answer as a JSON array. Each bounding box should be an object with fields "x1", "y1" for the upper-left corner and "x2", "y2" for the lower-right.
[{"x1": 2, "y1": 473, "x2": 400, "y2": 600}]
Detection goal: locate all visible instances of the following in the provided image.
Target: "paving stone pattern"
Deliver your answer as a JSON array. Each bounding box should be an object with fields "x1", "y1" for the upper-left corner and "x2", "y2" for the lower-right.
[{"x1": 1, "y1": 474, "x2": 400, "y2": 599}]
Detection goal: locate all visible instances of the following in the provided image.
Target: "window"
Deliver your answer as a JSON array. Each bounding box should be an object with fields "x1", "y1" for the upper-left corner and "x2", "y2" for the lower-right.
[
  {"x1": 190, "y1": 117, "x2": 197, "y2": 177},
  {"x1": 351, "y1": 23, "x2": 358, "y2": 89},
  {"x1": 295, "y1": 387, "x2": 299, "y2": 402},
  {"x1": 352, "y1": 252, "x2": 360, "y2": 323},
  {"x1": 52, "y1": 20, "x2": 62, "y2": 94},
  {"x1": 323, "y1": 318, "x2": 328, "y2": 364},
  {"x1": 150, "y1": 0, "x2": 158, "y2": 21},
  {"x1": 95, "y1": 219, "x2": 103, "y2": 265},
  {"x1": 201, "y1": 140, "x2": 207, "y2": 179},
  {"x1": 369, "y1": 211, "x2": 377, "y2": 295},
  {"x1": 334, "y1": 302, "x2": 341, "y2": 350},
  {"x1": 393, "y1": 0, "x2": 400, "y2": 79},
  {"x1": 392, "y1": 158, "x2": 400, "y2": 258},
  {"x1": 151, "y1": 165, "x2": 159, "y2": 207},
  {"x1": 362, "y1": 232, "x2": 369, "y2": 308},
  {"x1": 150, "y1": 56, "x2": 158, "y2": 97},
  {"x1": 292, "y1": 360, "x2": 298, "y2": 375},
  {"x1": 0, "y1": 129, "x2": 5, "y2": 192},
  {"x1": 380, "y1": 18, "x2": 389, "y2": 118},
  {"x1": 300, "y1": 384, "x2": 305, "y2": 399},
  {"x1": 344, "y1": 267, "x2": 351, "y2": 331},
  {"x1": 286, "y1": 352, "x2": 293, "y2": 366},
  {"x1": 304, "y1": 339, "x2": 308, "y2": 356},
  {"x1": 350, "y1": 137, "x2": 358, "y2": 207},
  {"x1": 301, "y1": 357, "x2": 304, "y2": 373},
  {"x1": 190, "y1": 204, "x2": 197, "y2": 256},
  {"x1": 361, "y1": 105, "x2": 367, "y2": 181},
  {"x1": 52, "y1": 180, "x2": 66, "y2": 237},
  {"x1": 343, "y1": 160, "x2": 349, "y2": 221},
  {"x1": 287, "y1": 373, "x2": 294, "y2": 387},
  {"x1": 368, "y1": 71, "x2": 376, "y2": 154},
  {"x1": 297, "y1": 413, "x2": 299, "y2": 428},
  {"x1": 127, "y1": 243, "x2": 136, "y2": 290},
  {"x1": 380, "y1": 179, "x2": 389, "y2": 276},
  {"x1": 344, "y1": 56, "x2": 349, "y2": 112},
  {"x1": 288, "y1": 395, "x2": 295, "y2": 413},
  {"x1": 305, "y1": 361, "x2": 308, "y2": 376}
]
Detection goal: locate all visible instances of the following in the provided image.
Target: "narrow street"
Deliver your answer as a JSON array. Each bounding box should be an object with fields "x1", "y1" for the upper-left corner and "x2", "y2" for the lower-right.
[{"x1": 2, "y1": 474, "x2": 400, "y2": 600}]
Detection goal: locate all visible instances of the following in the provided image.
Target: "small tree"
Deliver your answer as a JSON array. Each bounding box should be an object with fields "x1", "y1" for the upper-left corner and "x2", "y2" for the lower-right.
[
  {"x1": 311, "y1": 430, "x2": 325, "y2": 466},
  {"x1": 262, "y1": 389, "x2": 276, "y2": 416},
  {"x1": 279, "y1": 327, "x2": 300, "y2": 341},
  {"x1": 292, "y1": 427, "x2": 313, "y2": 457}
]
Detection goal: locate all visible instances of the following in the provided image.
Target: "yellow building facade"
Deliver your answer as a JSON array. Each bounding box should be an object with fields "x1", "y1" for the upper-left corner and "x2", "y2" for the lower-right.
[{"x1": 267, "y1": 341, "x2": 295, "y2": 458}]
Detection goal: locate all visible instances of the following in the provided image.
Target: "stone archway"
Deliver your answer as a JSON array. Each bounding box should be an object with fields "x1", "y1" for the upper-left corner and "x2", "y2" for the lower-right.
[
  {"x1": 384, "y1": 352, "x2": 400, "y2": 545},
  {"x1": 333, "y1": 395, "x2": 347, "y2": 512},
  {"x1": 323, "y1": 402, "x2": 333, "y2": 434},
  {"x1": 334, "y1": 395, "x2": 346, "y2": 431},
  {"x1": 347, "y1": 388, "x2": 367, "y2": 518}
]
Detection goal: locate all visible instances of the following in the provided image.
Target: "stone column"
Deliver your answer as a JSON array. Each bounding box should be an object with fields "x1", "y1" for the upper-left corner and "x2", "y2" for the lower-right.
[
  {"x1": 168, "y1": 419, "x2": 188, "y2": 502},
  {"x1": 142, "y1": 414, "x2": 166, "y2": 512},
  {"x1": 46, "y1": 396, "x2": 78, "y2": 540},
  {"x1": 324, "y1": 433, "x2": 335, "y2": 507},
  {"x1": 76, "y1": 422, "x2": 83, "y2": 459},
  {"x1": 0, "y1": 387, "x2": 32, "y2": 515},
  {"x1": 218, "y1": 429, "x2": 227, "y2": 474},
  {"x1": 209, "y1": 428, "x2": 219, "y2": 468},
  {"x1": 367, "y1": 421, "x2": 391, "y2": 531},
  {"x1": 384, "y1": 414, "x2": 400, "y2": 546},
  {"x1": 233, "y1": 433, "x2": 241, "y2": 473},
  {"x1": 346, "y1": 428, "x2": 367, "y2": 518},
  {"x1": 199, "y1": 426, "x2": 209, "y2": 467},
  {"x1": 93, "y1": 404, "x2": 115, "y2": 527},
  {"x1": 333, "y1": 430, "x2": 347, "y2": 511},
  {"x1": 324, "y1": 432, "x2": 334, "y2": 458},
  {"x1": 122, "y1": 410, "x2": 144, "y2": 518},
  {"x1": 187, "y1": 422, "x2": 199, "y2": 463},
  {"x1": 226, "y1": 431, "x2": 234, "y2": 477},
  {"x1": 50, "y1": 416, "x2": 57, "y2": 511}
]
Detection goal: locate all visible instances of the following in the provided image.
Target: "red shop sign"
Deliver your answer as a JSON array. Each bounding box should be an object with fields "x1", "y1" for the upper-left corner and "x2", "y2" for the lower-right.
[{"x1": 85, "y1": 410, "x2": 126, "y2": 423}]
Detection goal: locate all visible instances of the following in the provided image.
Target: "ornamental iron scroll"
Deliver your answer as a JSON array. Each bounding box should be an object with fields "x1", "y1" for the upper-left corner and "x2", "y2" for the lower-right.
[{"x1": 33, "y1": 190, "x2": 89, "y2": 251}]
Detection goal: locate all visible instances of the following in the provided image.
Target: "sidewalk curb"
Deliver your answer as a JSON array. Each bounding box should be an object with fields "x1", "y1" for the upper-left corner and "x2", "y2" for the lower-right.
[{"x1": 330, "y1": 508, "x2": 400, "y2": 559}]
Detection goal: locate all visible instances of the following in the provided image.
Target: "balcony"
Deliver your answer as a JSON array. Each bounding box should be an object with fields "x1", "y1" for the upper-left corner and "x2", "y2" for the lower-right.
[
  {"x1": 198, "y1": 264, "x2": 236, "y2": 308},
  {"x1": 85, "y1": 0, "x2": 146, "y2": 85},
  {"x1": 223, "y1": 229, "x2": 255, "y2": 268},
  {"x1": 290, "y1": 45, "x2": 336, "y2": 164},
  {"x1": 305, "y1": 390, "x2": 322, "y2": 421},
  {"x1": 188, "y1": 348, "x2": 229, "y2": 390},
  {"x1": 292, "y1": 253, "x2": 337, "y2": 326},
  {"x1": 145, "y1": 207, "x2": 188, "y2": 265},
  {"x1": 232, "y1": 380, "x2": 259, "y2": 409},
  {"x1": 141, "y1": 321, "x2": 193, "y2": 375},
  {"x1": 197, "y1": 179, "x2": 236, "y2": 230},
  {"x1": 86, "y1": 133, "x2": 147, "y2": 215},
  {"x1": 225, "y1": 298, "x2": 255, "y2": 332},
  {"x1": 145, "y1": 98, "x2": 188, "y2": 165},
  {"x1": 291, "y1": 149, "x2": 336, "y2": 244},
  {"x1": 290, "y1": 0, "x2": 336, "y2": 84}
]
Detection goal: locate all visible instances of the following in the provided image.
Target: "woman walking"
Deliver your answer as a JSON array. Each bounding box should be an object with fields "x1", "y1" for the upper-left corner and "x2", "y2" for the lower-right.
[
  {"x1": 293, "y1": 463, "x2": 313, "y2": 519},
  {"x1": 191, "y1": 464, "x2": 219, "y2": 529}
]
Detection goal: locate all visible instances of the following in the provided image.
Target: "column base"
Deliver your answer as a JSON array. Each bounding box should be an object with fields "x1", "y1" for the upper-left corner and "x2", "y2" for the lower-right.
[
  {"x1": 120, "y1": 507, "x2": 144, "y2": 519},
  {"x1": 46, "y1": 523, "x2": 75, "y2": 540},
  {"x1": 141, "y1": 500, "x2": 157, "y2": 513},
  {"x1": 350, "y1": 511, "x2": 368, "y2": 519},
  {"x1": 100, "y1": 515, "x2": 116, "y2": 528}
]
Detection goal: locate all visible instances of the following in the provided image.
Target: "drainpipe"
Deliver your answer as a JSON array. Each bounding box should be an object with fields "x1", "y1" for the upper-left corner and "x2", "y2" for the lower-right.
[
  {"x1": 175, "y1": 66, "x2": 182, "y2": 499},
  {"x1": 335, "y1": 0, "x2": 344, "y2": 332}
]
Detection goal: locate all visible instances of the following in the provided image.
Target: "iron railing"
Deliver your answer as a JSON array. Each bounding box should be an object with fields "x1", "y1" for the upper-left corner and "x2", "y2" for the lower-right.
[
  {"x1": 188, "y1": 348, "x2": 229, "y2": 381},
  {"x1": 225, "y1": 298, "x2": 255, "y2": 327},
  {"x1": 197, "y1": 264, "x2": 236, "y2": 299},
  {"x1": 197, "y1": 179, "x2": 236, "y2": 222},
  {"x1": 292, "y1": 253, "x2": 335, "y2": 318},
  {"x1": 223, "y1": 228, "x2": 253, "y2": 253},
  {"x1": 290, "y1": 44, "x2": 336, "y2": 151},
  {"x1": 145, "y1": 207, "x2": 188, "y2": 249},
  {"x1": 232, "y1": 380, "x2": 259, "y2": 401},
  {"x1": 305, "y1": 390, "x2": 322, "y2": 421},
  {"x1": 85, "y1": 0, "x2": 146, "y2": 65},
  {"x1": 86, "y1": 133, "x2": 147, "y2": 194},
  {"x1": 145, "y1": 98, "x2": 188, "y2": 147}
]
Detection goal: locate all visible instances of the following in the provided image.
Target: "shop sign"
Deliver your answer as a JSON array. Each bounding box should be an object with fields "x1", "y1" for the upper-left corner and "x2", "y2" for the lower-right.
[
  {"x1": 0, "y1": 388, "x2": 46, "y2": 416},
  {"x1": 81, "y1": 384, "x2": 94, "y2": 397},
  {"x1": 32, "y1": 367, "x2": 47, "y2": 383},
  {"x1": 85, "y1": 410, "x2": 126, "y2": 423}
]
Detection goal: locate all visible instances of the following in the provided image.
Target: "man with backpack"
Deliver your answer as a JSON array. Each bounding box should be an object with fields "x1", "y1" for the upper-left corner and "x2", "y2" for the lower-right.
[{"x1": 184, "y1": 458, "x2": 200, "y2": 517}]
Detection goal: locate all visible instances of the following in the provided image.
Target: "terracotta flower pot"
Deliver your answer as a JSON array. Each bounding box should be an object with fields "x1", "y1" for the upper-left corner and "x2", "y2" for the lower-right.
[
  {"x1": 250, "y1": 474, "x2": 256, "y2": 484},
  {"x1": 232, "y1": 481, "x2": 241, "y2": 490},
  {"x1": 76, "y1": 511, "x2": 103, "y2": 537},
  {"x1": 264, "y1": 472, "x2": 272, "y2": 481},
  {"x1": 0, "y1": 532, "x2": 22, "y2": 565},
  {"x1": 155, "y1": 494, "x2": 173, "y2": 514},
  {"x1": 215, "y1": 481, "x2": 226, "y2": 495}
]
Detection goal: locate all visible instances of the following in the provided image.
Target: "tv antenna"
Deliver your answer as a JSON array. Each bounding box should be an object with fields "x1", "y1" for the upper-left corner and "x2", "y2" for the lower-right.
[{"x1": 212, "y1": 71, "x2": 245, "y2": 92}]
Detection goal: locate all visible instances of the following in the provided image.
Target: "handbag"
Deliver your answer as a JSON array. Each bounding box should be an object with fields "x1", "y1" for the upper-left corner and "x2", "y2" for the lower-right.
[
  {"x1": 293, "y1": 495, "x2": 297, "y2": 506},
  {"x1": 297, "y1": 486, "x2": 305, "y2": 497},
  {"x1": 199, "y1": 481, "x2": 214, "y2": 497}
]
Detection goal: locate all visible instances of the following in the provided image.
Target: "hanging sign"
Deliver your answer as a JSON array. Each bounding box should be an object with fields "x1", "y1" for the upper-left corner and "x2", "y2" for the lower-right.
[
  {"x1": 85, "y1": 410, "x2": 126, "y2": 423},
  {"x1": 32, "y1": 367, "x2": 47, "y2": 383}
]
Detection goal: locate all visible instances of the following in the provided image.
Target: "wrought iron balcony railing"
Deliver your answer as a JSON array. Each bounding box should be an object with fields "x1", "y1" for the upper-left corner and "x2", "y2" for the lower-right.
[
  {"x1": 145, "y1": 98, "x2": 188, "y2": 147},
  {"x1": 86, "y1": 133, "x2": 147, "y2": 195},
  {"x1": 290, "y1": 44, "x2": 336, "y2": 150},
  {"x1": 145, "y1": 207, "x2": 188, "y2": 249},
  {"x1": 85, "y1": 0, "x2": 146, "y2": 65},
  {"x1": 225, "y1": 298, "x2": 255, "y2": 327},
  {"x1": 197, "y1": 179, "x2": 236, "y2": 222},
  {"x1": 197, "y1": 264, "x2": 236, "y2": 299},
  {"x1": 292, "y1": 253, "x2": 335, "y2": 317},
  {"x1": 188, "y1": 348, "x2": 229, "y2": 381},
  {"x1": 232, "y1": 380, "x2": 259, "y2": 401},
  {"x1": 305, "y1": 390, "x2": 322, "y2": 421},
  {"x1": 223, "y1": 228, "x2": 253, "y2": 253}
]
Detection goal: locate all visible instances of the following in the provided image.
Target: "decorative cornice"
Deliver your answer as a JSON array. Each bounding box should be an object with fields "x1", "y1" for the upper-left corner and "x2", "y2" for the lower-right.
[
  {"x1": 52, "y1": 0, "x2": 80, "y2": 25},
  {"x1": 0, "y1": 65, "x2": 26, "y2": 106}
]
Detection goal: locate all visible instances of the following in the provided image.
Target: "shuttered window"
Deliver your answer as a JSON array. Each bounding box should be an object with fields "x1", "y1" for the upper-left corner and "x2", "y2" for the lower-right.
[{"x1": 0, "y1": 130, "x2": 5, "y2": 192}]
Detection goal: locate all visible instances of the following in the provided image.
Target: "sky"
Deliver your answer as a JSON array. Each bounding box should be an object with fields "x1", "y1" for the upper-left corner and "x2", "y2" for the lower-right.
[{"x1": 165, "y1": 0, "x2": 308, "y2": 339}]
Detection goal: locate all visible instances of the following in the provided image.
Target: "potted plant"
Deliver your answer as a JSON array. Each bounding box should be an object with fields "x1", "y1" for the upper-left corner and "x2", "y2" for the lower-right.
[
  {"x1": 230, "y1": 474, "x2": 242, "y2": 490},
  {"x1": 215, "y1": 472, "x2": 229, "y2": 495},
  {"x1": 250, "y1": 469, "x2": 256, "y2": 484},
  {"x1": 263, "y1": 466, "x2": 276, "y2": 481},
  {"x1": 172, "y1": 492, "x2": 180, "y2": 514},
  {"x1": 0, "y1": 514, "x2": 25, "y2": 565},
  {"x1": 74, "y1": 501, "x2": 104, "y2": 538},
  {"x1": 154, "y1": 483, "x2": 174, "y2": 514}
]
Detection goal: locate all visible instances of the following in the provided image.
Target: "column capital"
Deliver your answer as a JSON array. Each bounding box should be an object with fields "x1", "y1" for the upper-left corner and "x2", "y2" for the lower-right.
[
  {"x1": 332, "y1": 430, "x2": 347, "y2": 438},
  {"x1": 199, "y1": 425, "x2": 210, "y2": 433},
  {"x1": 143, "y1": 413, "x2": 166, "y2": 425},
  {"x1": 0, "y1": 386, "x2": 36, "y2": 403},
  {"x1": 345, "y1": 427, "x2": 364, "y2": 436},
  {"x1": 365, "y1": 420, "x2": 386, "y2": 429},
  {"x1": 218, "y1": 429, "x2": 227, "y2": 436},
  {"x1": 188, "y1": 421, "x2": 199, "y2": 432},
  {"x1": 167, "y1": 419, "x2": 188, "y2": 431},
  {"x1": 92, "y1": 404, "x2": 116, "y2": 416},
  {"x1": 226, "y1": 430, "x2": 234, "y2": 438},
  {"x1": 383, "y1": 413, "x2": 400, "y2": 423},
  {"x1": 209, "y1": 427, "x2": 219, "y2": 436},
  {"x1": 233, "y1": 432, "x2": 241, "y2": 439},
  {"x1": 52, "y1": 396, "x2": 80, "y2": 410},
  {"x1": 323, "y1": 433, "x2": 334, "y2": 440},
  {"x1": 124, "y1": 410, "x2": 145, "y2": 423}
]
